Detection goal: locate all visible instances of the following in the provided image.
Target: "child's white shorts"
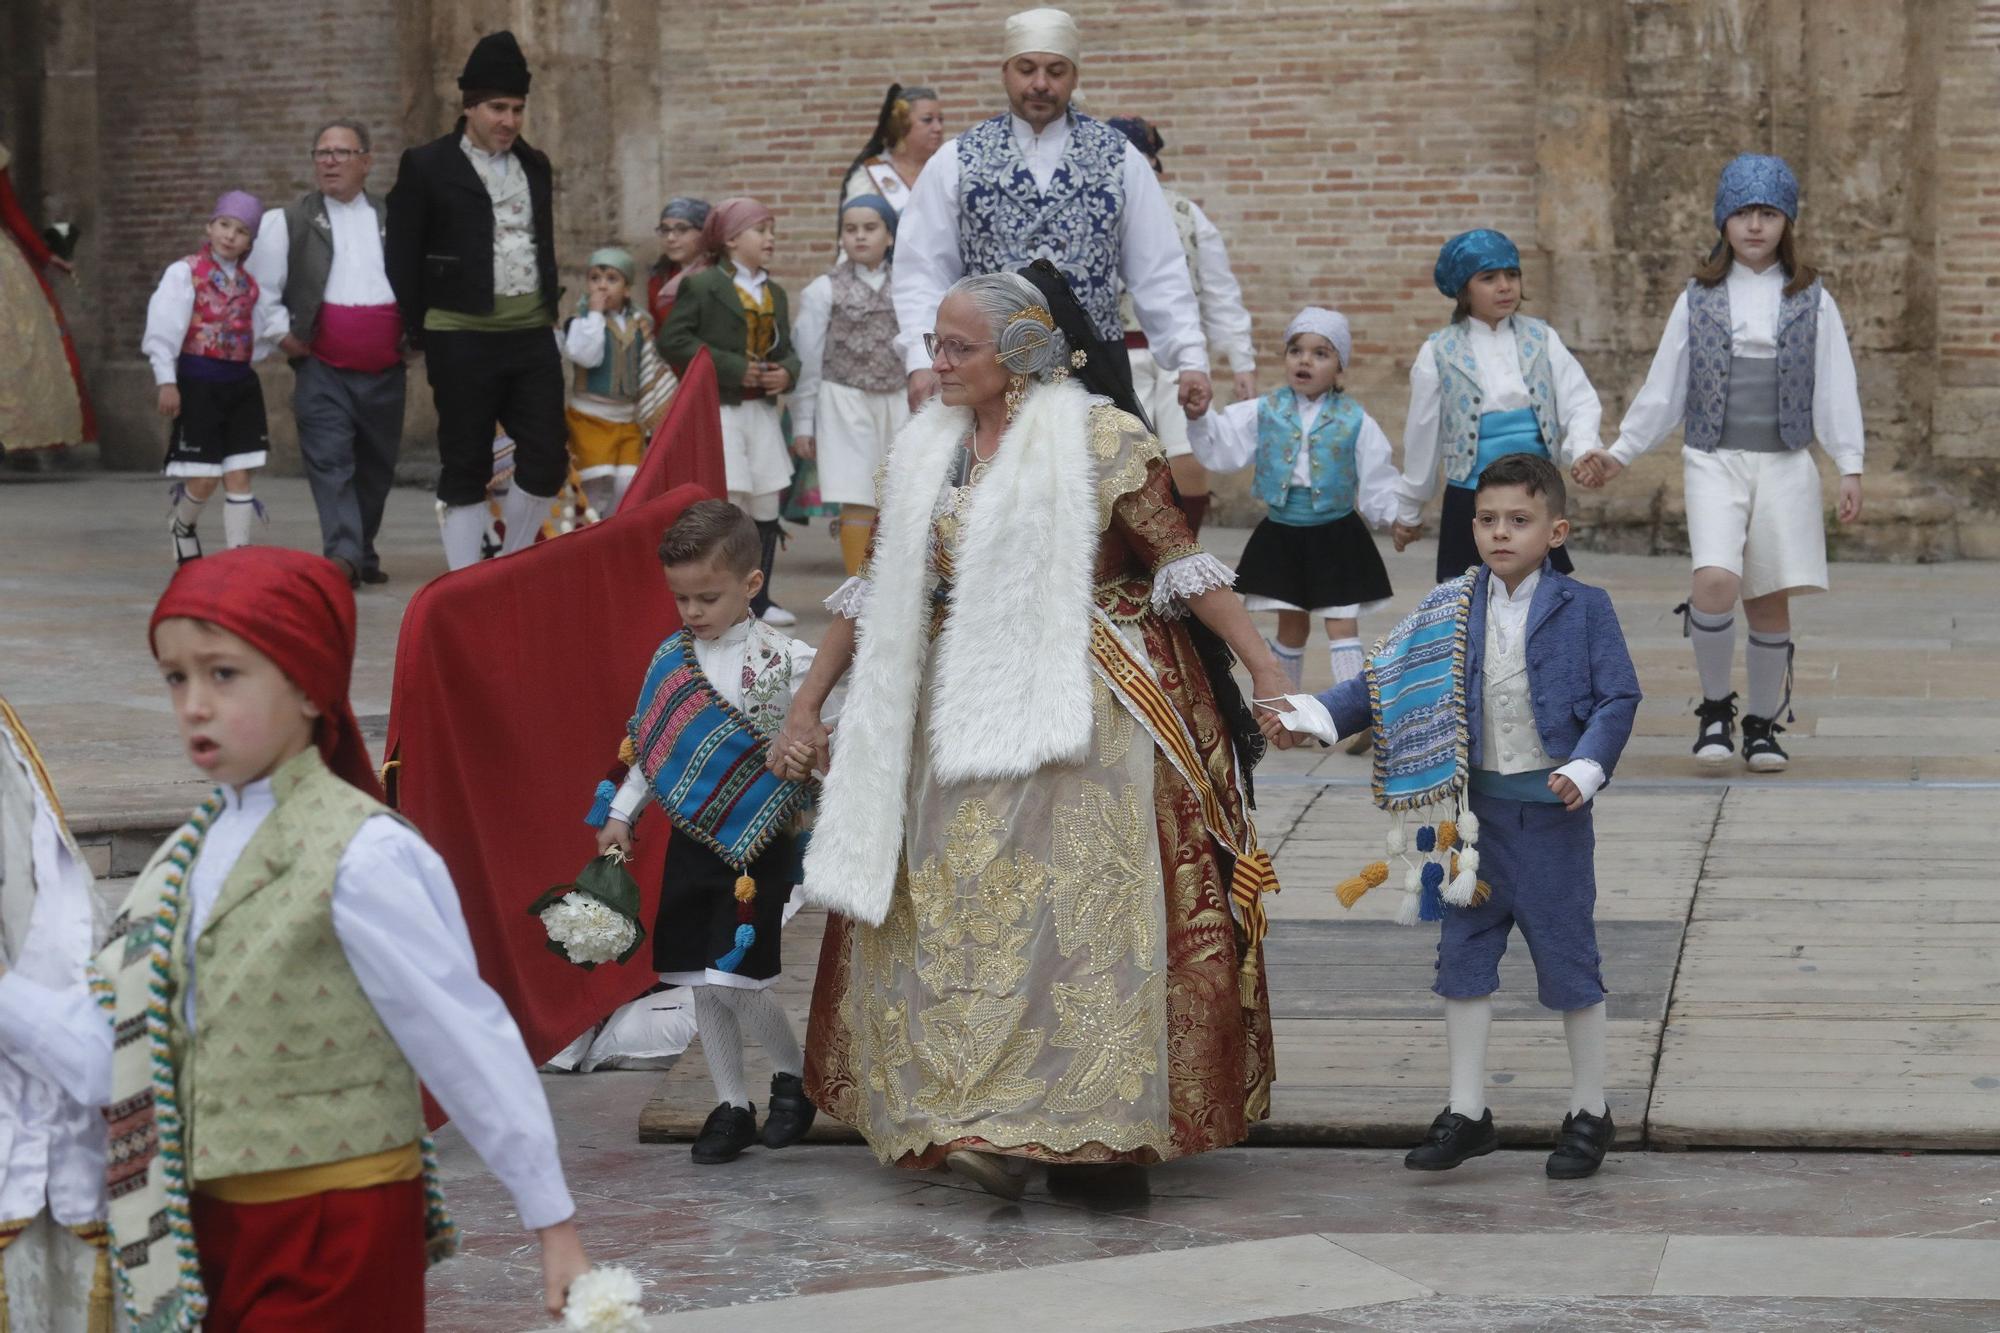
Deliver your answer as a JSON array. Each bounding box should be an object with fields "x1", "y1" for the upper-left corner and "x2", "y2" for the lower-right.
[{"x1": 1682, "y1": 445, "x2": 1828, "y2": 599}]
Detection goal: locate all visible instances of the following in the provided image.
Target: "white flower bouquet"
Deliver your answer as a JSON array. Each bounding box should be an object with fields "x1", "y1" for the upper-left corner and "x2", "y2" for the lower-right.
[
  {"x1": 563, "y1": 1264, "x2": 646, "y2": 1331},
  {"x1": 528, "y1": 852, "x2": 646, "y2": 970}
]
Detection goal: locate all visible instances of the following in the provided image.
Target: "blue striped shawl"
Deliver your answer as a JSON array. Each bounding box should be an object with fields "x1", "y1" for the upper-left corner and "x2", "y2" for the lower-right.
[{"x1": 1367, "y1": 573, "x2": 1476, "y2": 811}]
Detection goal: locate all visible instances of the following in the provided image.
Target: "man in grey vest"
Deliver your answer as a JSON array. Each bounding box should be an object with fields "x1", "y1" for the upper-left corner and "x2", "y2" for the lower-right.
[{"x1": 247, "y1": 120, "x2": 406, "y2": 587}]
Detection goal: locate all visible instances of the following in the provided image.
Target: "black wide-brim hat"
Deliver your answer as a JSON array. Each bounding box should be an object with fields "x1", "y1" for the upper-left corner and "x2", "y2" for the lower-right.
[{"x1": 459, "y1": 29, "x2": 531, "y2": 97}]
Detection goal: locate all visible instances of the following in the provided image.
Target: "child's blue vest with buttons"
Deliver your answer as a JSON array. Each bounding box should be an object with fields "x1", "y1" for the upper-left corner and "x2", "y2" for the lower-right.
[
  {"x1": 1254, "y1": 388, "x2": 1362, "y2": 525},
  {"x1": 955, "y1": 113, "x2": 1127, "y2": 341},
  {"x1": 1430, "y1": 316, "x2": 1560, "y2": 484},
  {"x1": 1681, "y1": 277, "x2": 1821, "y2": 451}
]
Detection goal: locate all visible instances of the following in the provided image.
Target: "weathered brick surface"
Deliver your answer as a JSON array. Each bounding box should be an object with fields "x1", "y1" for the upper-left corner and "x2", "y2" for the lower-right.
[{"x1": 11, "y1": 0, "x2": 1998, "y2": 552}]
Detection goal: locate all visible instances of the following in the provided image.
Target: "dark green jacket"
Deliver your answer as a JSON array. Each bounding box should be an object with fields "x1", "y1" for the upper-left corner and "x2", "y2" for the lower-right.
[{"x1": 656, "y1": 264, "x2": 800, "y2": 407}]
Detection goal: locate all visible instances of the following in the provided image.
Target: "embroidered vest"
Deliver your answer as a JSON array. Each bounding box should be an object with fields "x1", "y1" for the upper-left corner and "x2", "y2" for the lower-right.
[
  {"x1": 1120, "y1": 187, "x2": 1202, "y2": 333},
  {"x1": 165, "y1": 751, "x2": 424, "y2": 1182},
  {"x1": 281, "y1": 190, "x2": 388, "y2": 343},
  {"x1": 824, "y1": 264, "x2": 904, "y2": 393},
  {"x1": 573, "y1": 308, "x2": 650, "y2": 403},
  {"x1": 179, "y1": 249, "x2": 259, "y2": 363},
  {"x1": 955, "y1": 113, "x2": 1128, "y2": 340},
  {"x1": 1253, "y1": 389, "x2": 1362, "y2": 518},
  {"x1": 1479, "y1": 600, "x2": 1553, "y2": 776},
  {"x1": 1683, "y1": 277, "x2": 1820, "y2": 452},
  {"x1": 1430, "y1": 316, "x2": 1559, "y2": 484}
]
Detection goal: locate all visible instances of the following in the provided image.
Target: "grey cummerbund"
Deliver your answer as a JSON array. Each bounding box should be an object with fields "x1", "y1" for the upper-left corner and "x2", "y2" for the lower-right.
[{"x1": 1718, "y1": 355, "x2": 1787, "y2": 452}]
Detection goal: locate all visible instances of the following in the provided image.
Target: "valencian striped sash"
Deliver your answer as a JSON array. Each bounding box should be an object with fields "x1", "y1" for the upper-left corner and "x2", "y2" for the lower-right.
[
  {"x1": 1087, "y1": 610, "x2": 1278, "y2": 1008},
  {"x1": 630, "y1": 632, "x2": 808, "y2": 869},
  {"x1": 1368, "y1": 572, "x2": 1476, "y2": 811}
]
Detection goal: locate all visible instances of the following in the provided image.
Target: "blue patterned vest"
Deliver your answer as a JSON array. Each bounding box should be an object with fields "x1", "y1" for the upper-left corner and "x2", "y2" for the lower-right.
[
  {"x1": 1254, "y1": 389, "x2": 1362, "y2": 523},
  {"x1": 572, "y1": 309, "x2": 647, "y2": 404},
  {"x1": 956, "y1": 113, "x2": 1128, "y2": 340},
  {"x1": 1430, "y1": 316, "x2": 1560, "y2": 484},
  {"x1": 1682, "y1": 277, "x2": 1820, "y2": 452}
]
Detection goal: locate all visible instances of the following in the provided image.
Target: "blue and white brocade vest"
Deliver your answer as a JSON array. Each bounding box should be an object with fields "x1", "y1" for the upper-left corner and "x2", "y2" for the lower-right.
[
  {"x1": 1254, "y1": 389, "x2": 1362, "y2": 524},
  {"x1": 1682, "y1": 277, "x2": 1821, "y2": 452},
  {"x1": 1430, "y1": 316, "x2": 1560, "y2": 484},
  {"x1": 955, "y1": 113, "x2": 1128, "y2": 340}
]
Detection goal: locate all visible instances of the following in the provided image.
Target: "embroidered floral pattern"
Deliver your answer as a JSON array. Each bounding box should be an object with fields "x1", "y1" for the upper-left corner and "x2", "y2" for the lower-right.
[
  {"x1": 1684, "y1": 278, "x2": 1821, "y2": 451},
  {"x1": 1431, "y1": 316, "x2": 1557, "y2": 483}
]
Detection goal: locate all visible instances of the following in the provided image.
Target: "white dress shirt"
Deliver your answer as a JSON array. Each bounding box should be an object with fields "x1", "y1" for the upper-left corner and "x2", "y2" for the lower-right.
[
  {"x1": 1481, "y1": 569, "x2": 1604, "y2": 800},
  {"x1": 17, "y1": 781, "x2": 576, "y2": 1232},
  {"x1": 1396, "y1": 316, "x2": 1604, "y2": 525},
  {"x1": 139, "y1": 255, "x2": 280, "y2": 385},
  {"x1": 1607, "y1": 261, "x2": 1865, "y2": 474},
  {"x1": 893, "y1": 113, "x2": 1209, "y2": 376},
  {"x1": 244, "y1": 192, "x2": 396, "y2": 355},
  {"x1": 1187, "y1": 391, "x2": 1399, "y2": 529},
  {"x1": 790, "y1": 263, "x2": 889, "y2": 436},
  {"x1": 1183, "y1": 196, "x2": 1256, "y2": 374}
]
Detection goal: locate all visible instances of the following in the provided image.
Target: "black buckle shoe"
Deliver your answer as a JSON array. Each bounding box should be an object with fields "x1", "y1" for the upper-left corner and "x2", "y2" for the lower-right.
[
  {"x1": 1404, "y1": 1106, "x2": 1499, "y2": 1171},
  {"x1": 170, "y1": 518, "x2": 203, "y2": 565},
  {"x1": 690, "y1": 1101, "x2": 758, "y2": 1165},
  {"x1": 760, "y1": 1072, "x2": 817, "y2": 1149},
  {"x1": 1741, "y1": 714, "x2": 1790, "y2": 773},
  {"x1": 1692, "y1": 693, "x2": 1738, "y2": 767},
  {"x1": 1546, "y1": 1107, "x2": 1615, "y2": 1179}
]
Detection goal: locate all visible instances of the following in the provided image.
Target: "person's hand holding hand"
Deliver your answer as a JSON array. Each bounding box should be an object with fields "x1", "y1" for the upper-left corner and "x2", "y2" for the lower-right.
[
  {"x1": 1177, "y1": 370, "x2": 1213, "y2": 416},
  {"x1": 1391, "y1": 520, "x2": 1423, "y2": 552},
  {"x1": 1571, "y1": 451, "x2": 1623, "y2": 490},
  {"x1": 792, "y1": 433, "x2": 816, "y2": 461}
]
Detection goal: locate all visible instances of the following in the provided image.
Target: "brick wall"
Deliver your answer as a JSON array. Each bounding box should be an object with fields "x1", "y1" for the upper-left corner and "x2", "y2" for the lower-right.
[{"x1": 1932, "y1": 0, "x2": 2000, "y2": 523}]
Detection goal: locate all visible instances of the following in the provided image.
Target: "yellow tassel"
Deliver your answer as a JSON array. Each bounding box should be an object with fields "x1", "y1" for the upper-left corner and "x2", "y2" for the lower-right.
[
  {"x1": 1471, "y1": 879, "x2": 1493, "y2": 906},
  {"x1": 617, "y1": 735, "x2": 637, "y2": 767},
  {"x1": 1437, "y1": 820, "x2": 1457, "y2": 851},
  {"x1": 733, "y1": 875, "x2": 757, "y2": 903},
  {"x1": 1334, "y1": 861, "x2": 1389, "y2": 909}
]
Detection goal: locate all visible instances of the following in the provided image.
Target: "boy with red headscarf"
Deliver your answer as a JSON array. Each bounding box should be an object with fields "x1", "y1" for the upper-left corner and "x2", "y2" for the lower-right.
[{"x1": 21, "y1": 548, "x2": 590, "y2": 1330}]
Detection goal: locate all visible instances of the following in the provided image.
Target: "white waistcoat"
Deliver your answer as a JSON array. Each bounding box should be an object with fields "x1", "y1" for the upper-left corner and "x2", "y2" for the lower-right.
[{"x1": 1480, "y1": 611, "x2": 1553, "y2": 774}]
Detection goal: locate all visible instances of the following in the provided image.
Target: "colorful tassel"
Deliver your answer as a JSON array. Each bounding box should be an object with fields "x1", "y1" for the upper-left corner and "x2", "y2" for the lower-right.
[
  {"x1": 1334, "y1": 860, "x2": 1390, "y2": 909},
  {"x1": 617, "y1": 735, "x2": 638, "y2": 767},
  {"x1": 714, "y1": 923, "x2": 755, "y2": 974},
  {"x1": 1415, "y1": 824, "x2": 1437, "y2": 853},
  {"x1": 733, "y1": 874, "x2": 757, "y2": 903},
  {"x1": 1443, "y1": 865, "x2": 1479, "y2": 907},
  {"x1": 583, "y1": 779, "x2": 617, "y2": 828},
  {"x1": 1458, "y1": 808, "x2": 1480, "y2": 844},
  {"x1": 1418, "y1": 860, "x2": 1448, "y2": 921},
  {"x1": 1395, "y1": 886, "x2": 1422, "y2": 926},
  {"x1": 1470, "y1": 879, "x2": 1493, "y2": 906},
  {"x1": 1436, "y1": 820, "x2": 1457, "y2": 851}
]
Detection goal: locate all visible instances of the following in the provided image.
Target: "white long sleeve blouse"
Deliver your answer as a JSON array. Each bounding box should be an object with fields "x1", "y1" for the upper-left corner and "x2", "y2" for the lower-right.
[
  {"x1": 1187, "y1": 392, "x2": 1399, "y2": 530},
  {"x1": 789, "y1": 262, "x2": 890, "y2": 437}
]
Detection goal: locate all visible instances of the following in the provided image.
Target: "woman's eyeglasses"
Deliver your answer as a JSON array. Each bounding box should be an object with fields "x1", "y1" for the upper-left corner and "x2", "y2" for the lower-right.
[
  {"x1": 655, "y1": 222, "x2": 698, "y2": 238},
  {"x1": 923, "y1": 333, "x2": 995, "y2": 364}
]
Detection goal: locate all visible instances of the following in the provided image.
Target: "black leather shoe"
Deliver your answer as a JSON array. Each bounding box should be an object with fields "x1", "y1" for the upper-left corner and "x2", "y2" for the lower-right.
[
  {"x1": 1740, "y1": 714, "x2": 1790, "y2": 773},
  {"x1": 1404, "y1": 1106, "x2": 1499, "y2": 1171},
  {"x1": 760, "y1": 1072, "x2": 817, "y2": 1149},
  {"x1": 690, "y1": 1101, "x2": 758, "y2": 1164},
  {"x1": 1546, "y1": 1107, "x2": 1615, "y2": 1179},
  {"x1": 360, "y1": 567, "x2": 390, "y2": 586}
]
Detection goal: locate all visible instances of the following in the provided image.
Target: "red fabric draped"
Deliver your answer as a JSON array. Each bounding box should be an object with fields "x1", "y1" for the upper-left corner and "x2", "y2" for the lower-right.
[{"x1": 634, "y1": 346, "x2": 726, "y2": 503}]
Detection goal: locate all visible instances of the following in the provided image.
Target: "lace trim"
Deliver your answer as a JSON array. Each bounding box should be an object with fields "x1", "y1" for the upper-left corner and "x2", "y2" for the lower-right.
[
  {"x1": 824, "y1": 575, "x2": 871, "y2": 620},
  {"x1": 1149, "y1": 552, "x2": 1235, "y2": 618}
]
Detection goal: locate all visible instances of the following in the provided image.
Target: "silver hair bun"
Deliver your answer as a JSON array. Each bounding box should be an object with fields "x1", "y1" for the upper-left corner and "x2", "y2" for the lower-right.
[
  {"x1": 948, "y1": 270, "x2": 1073, "y2": 382},
  {"x1": 995, "y1": 309, "x2": 1071, "y2": 381}
]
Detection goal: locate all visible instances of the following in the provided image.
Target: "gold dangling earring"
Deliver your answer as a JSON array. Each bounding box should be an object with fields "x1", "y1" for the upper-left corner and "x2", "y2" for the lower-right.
[{"x1": 1004, "y1": 373, "x2": 1028, "y2": 421}]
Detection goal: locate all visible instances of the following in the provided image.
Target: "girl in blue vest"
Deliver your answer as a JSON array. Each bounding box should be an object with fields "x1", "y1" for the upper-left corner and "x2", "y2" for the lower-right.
[
  {"x1": 1395, "y1": 229, "x2": 1604, "y2": 584},
  {"x1": 1189, "y1": 307, "x2": 1396, "y2": 714},
  {"x1": 1574, "y1": 154, "x2": 1865, "y2": 774}
]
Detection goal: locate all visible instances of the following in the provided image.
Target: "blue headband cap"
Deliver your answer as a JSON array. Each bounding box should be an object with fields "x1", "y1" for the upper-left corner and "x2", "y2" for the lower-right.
[
  {"x1": 660, "y1": 196, "x2": 711, "y2": 227},
  {"x1": 840, "y1": 193, "x2": 899, "y2": 239},
  {"x1": 1433, "y1": 229, "x2": 1520, "y2": 298},
  {"x1": 1713, "y1": 153, "x2": 1798, "y2": 230}
]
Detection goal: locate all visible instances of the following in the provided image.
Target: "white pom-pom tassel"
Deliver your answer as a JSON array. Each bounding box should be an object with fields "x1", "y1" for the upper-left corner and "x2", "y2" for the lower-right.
[
  {"x1": 1444, "y1": 867, "x2": 1479, "y2": 907},
  {"x1": 1457, "y1": 847, "x2": 1479, "y2": 876},
  {"x1": 1458, "y1": 807, "x2": 1480, "y2": 845},
  {"x1": 1385, "y1": 822, "x2": 1406, "y2": 856},
  {"x1": 1395, "y1": 887, "x2": 1422, "y2": 926}
]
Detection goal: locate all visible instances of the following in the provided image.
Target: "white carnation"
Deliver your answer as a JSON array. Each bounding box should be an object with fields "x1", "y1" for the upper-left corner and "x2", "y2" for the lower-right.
[
  {"x1": 541, "y1": 893, "x2": 639, "y2": 966},
  {"x1": 563, "y1": 1264, "x2": 646, "y2": 1332}
]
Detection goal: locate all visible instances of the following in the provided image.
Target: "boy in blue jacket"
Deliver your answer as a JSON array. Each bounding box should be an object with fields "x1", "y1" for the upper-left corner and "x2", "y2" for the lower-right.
[{"x1": 1263, "y1": 452, "x2": 1640, "y2": 1179}]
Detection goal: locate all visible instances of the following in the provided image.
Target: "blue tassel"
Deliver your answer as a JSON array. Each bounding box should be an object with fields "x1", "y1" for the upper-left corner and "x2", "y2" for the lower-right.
[
  {"x1": 1418, "y1": 861, "x2": 1447, "y2": 921},
  {"x1": 1415, "y1": 824, "x2": 1438, "y2": 854},
  {"x1": 714, "y1": 923, "x2": 755, "y2": 974},
  {"x1": 584, "y1": 779, "x2": 617, "y2": 828}
]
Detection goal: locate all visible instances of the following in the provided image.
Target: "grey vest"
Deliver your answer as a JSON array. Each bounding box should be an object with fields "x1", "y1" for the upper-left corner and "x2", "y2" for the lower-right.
[
  {"x1": 282, "y1": 190, "x2": 389, "y2": 346},
  {"x1": 823, "y1": 264, "x2": 904, "y2": 393},
  {"x1": 1682, "y1": 277, "x2": 1820, "y2": 452}
]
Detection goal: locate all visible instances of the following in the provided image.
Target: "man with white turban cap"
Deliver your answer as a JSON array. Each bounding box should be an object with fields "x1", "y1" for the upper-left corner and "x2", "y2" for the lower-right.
[{"x1": 893, "y1": 7, "x2": 1212, "y2": 418}]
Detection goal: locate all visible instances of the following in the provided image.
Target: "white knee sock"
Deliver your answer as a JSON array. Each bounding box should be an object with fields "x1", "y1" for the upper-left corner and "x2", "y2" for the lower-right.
[
  {"x1": 1269, "y1": 638, "x2": 1305, "y2": 692},
  {"x1": 1445, "y1": 996, "x2": 1493, "y2": 1117},
  {"x1": 222, "y1": 494, "x2": 258, "y2": 549},
  {"x1": 610, "y1": 465, "x2": 637, "y2": 512},
  {"x1": 498, "y1": 484, "x2": 556, "y2": 555},
  {"x1": 1685, "y1": 605, "x2": 1736, "y2": 701},
  {"x1": 1745, "y1": 633, "x2": 1793, "y2": 719},
  {"x1": 717, "y1": 986, "x2": 803, "y2": 1076},
  {"x1": 1563, "y1": 1002, "x2": 1608, "y2": 1116},
  {"x1": 1328, "y1": 637, "x2": 1365, "y2": 685},
  {"x1": 171, "y1": 487, "x2": 208, "y2": 531},
  {"x1": 439, "y1": 503, "x2": 487, "y2": 571},
  {"x1": 579, "y1": 476, "x2": 616, "y2": 521},
  {"x1": 692, "y1": 987, "x2": 750, "y2": 1109}
]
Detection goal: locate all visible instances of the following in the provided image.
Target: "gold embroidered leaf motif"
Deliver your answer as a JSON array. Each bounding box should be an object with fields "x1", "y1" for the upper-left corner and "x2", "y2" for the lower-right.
[
  {"x1": 913, "y1": 991, "x2": 1046, "y2": 1120},
  {"x1": 859, "y1": 879, "x2": 919, "y2": 980},
  {"x1": 1044, "y1": 972, "x2": 1163, "y2": 1114},
  {"x1": 1049, "y1": 781, "x2": 1157, "y2": 967},
  {"x1": 941, "y1": 799, "x2": 1005, "y2": 882},
  {"x1": 1092, "y1": 675, "x2": 1135, "y2": 766},
  {"x1": 861, "y1": 997, "x2": 915, "y2": 1121}
]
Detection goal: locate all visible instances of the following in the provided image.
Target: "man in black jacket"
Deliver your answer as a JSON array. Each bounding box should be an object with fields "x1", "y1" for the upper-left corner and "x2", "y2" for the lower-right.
[{"x1": 386, "y1": 30, "x2": 565, "y2": 569}]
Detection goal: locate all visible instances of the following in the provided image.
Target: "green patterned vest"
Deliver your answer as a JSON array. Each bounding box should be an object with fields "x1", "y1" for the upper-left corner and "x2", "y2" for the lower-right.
[{"x1": 166, "y1": 749, "x2": 425, "y2": 1182}]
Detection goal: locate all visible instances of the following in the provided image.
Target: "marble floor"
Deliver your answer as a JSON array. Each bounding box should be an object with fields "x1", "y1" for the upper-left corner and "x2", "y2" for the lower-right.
[{"x1": 426, "y1": 1069, "x2": 2000, "y2": 1332}]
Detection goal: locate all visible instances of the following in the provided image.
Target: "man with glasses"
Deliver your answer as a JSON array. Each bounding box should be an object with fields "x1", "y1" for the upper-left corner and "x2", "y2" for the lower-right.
[{"x1": 246, "y1": 120, "x2": 405, "y2": 587}]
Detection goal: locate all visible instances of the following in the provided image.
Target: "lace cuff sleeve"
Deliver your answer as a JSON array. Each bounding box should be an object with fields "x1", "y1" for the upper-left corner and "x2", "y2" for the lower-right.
[
  {"x1": 825, "y1": 575, "x2": 870, "y2": 620},
  {"x1": 1150, "y1": 552, "x2": 1236, "y2": 617}
]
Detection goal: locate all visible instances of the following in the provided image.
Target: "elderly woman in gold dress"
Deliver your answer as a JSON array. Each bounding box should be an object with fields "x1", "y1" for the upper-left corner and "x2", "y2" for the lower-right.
[{"x1": 772, "y1": 261, "x2": 1293, "y2": 1197}]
